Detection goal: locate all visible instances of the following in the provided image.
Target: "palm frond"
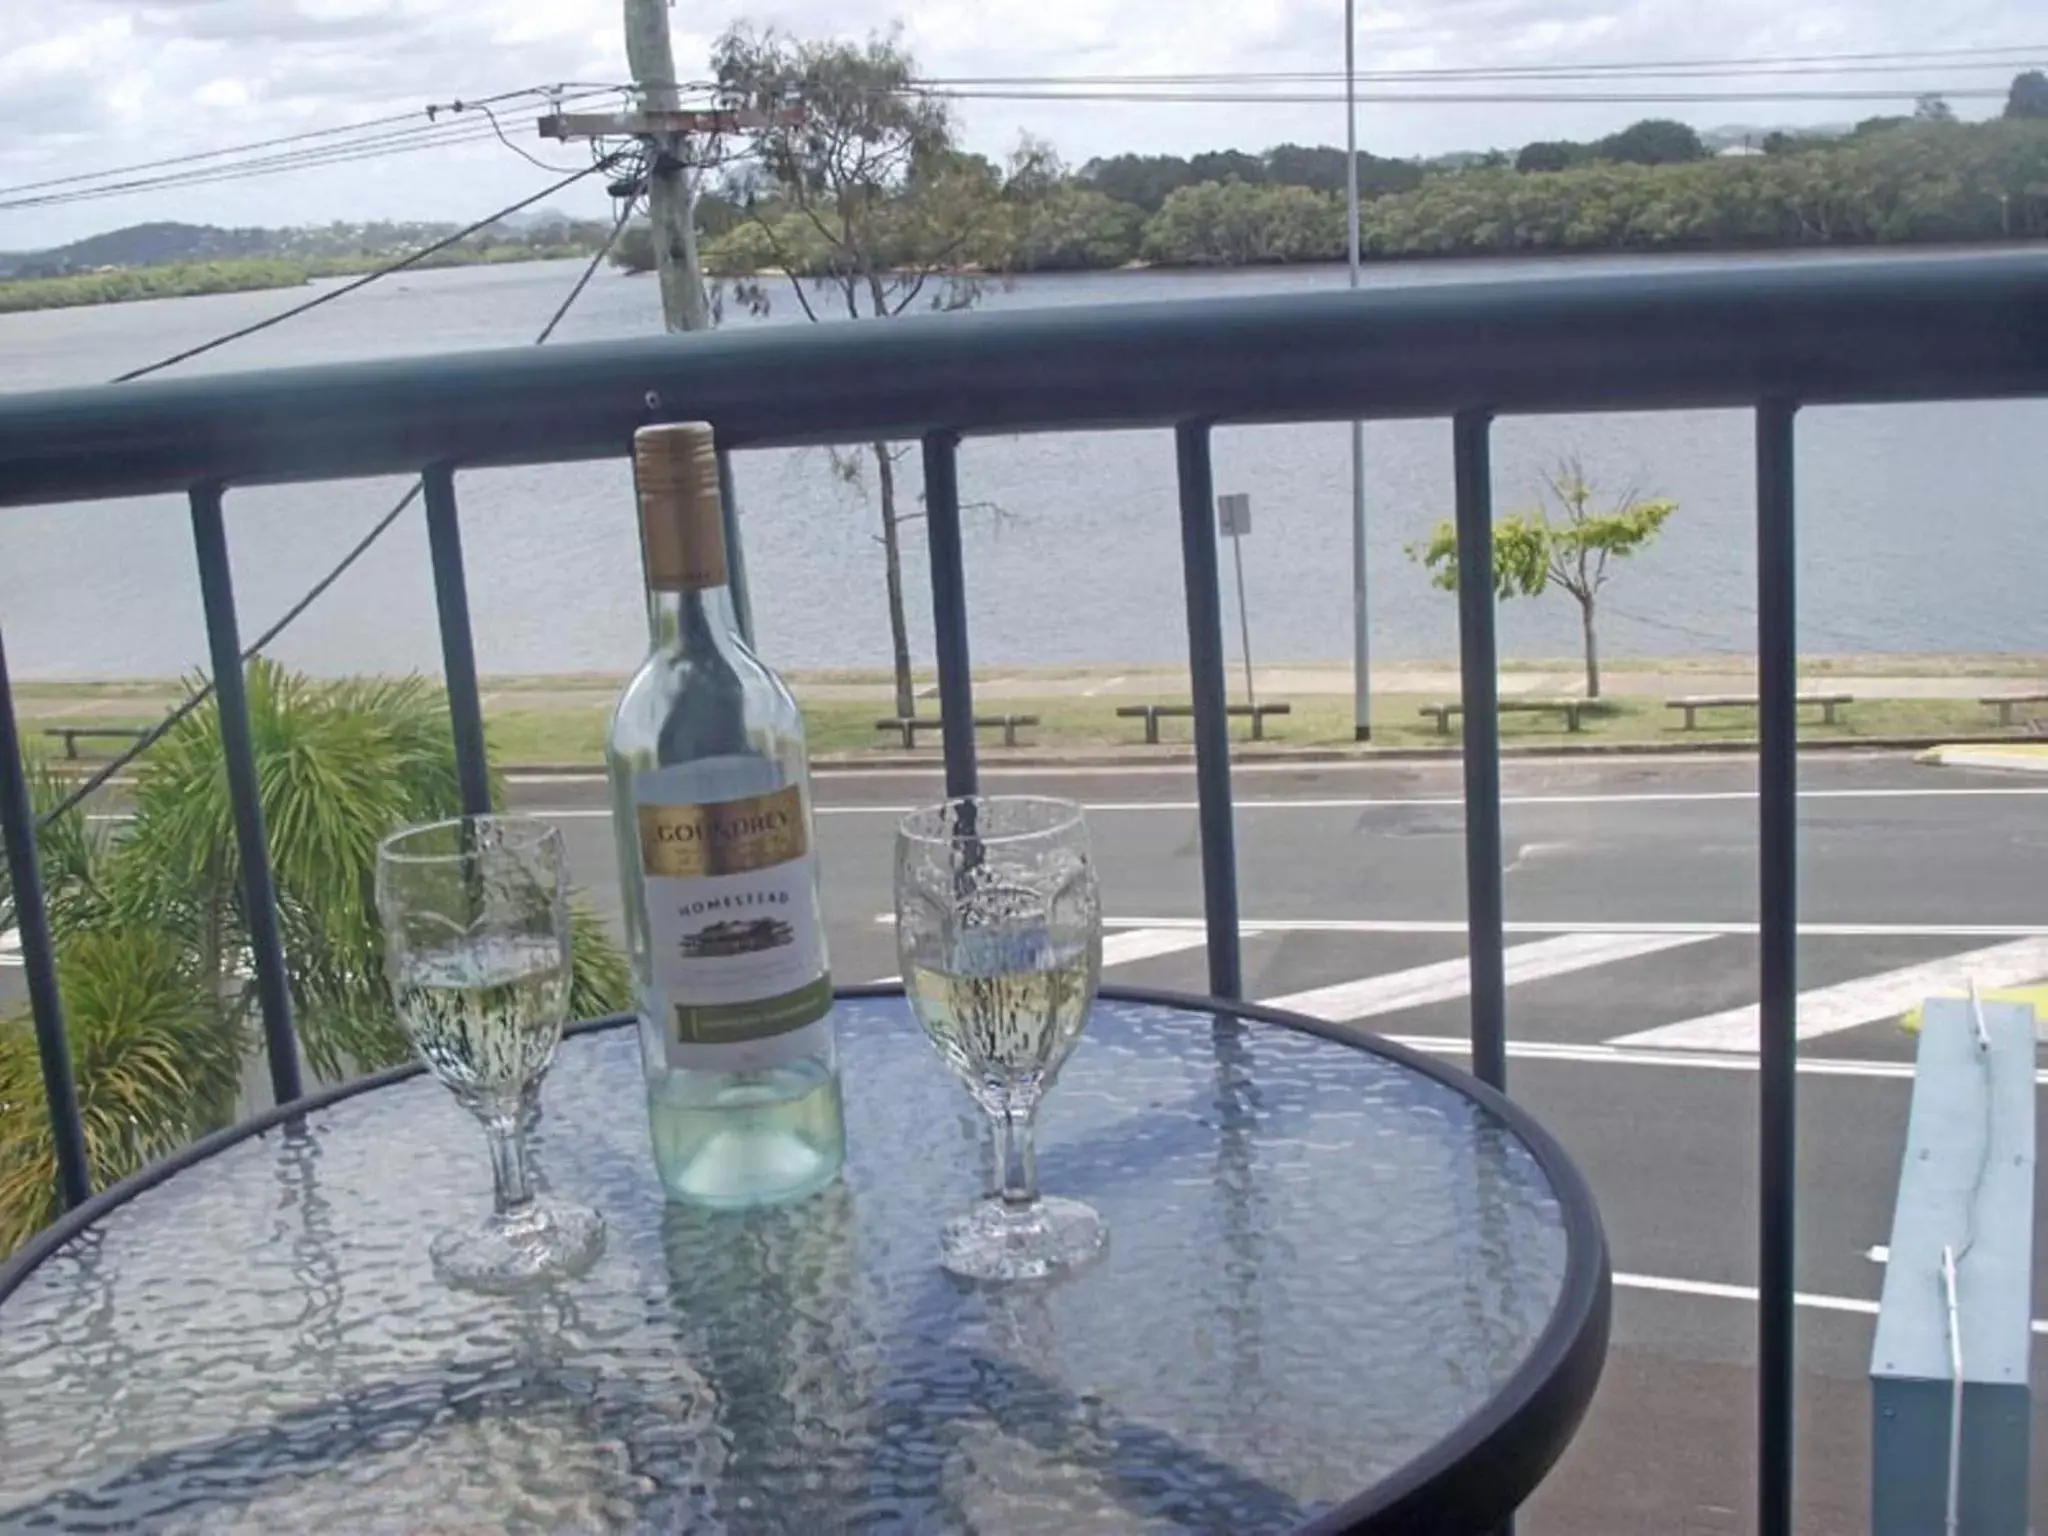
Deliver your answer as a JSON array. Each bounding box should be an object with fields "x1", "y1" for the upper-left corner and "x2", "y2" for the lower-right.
[
  {"x1": 0, "y1": 927, "x2": 239, "y2": 1254},
  {"x1": 569, "y1": 897, "x2": 634, "y2": 1021}
]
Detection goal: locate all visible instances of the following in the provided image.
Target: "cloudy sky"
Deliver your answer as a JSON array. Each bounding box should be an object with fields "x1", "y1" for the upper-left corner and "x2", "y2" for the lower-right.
[{"x1": 2, "y1": 0, "x2": 2040, "y2": 248}]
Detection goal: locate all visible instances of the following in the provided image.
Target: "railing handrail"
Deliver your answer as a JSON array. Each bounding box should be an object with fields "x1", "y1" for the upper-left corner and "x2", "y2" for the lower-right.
[{"x1": 1, "y1": 251, "x2": 2044, "y2": 506}]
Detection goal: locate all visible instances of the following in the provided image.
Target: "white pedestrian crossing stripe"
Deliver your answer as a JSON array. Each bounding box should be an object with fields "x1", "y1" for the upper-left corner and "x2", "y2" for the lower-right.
[
  {"x1": 1099, "y1": 927, "x2": 1214, "y2": 968},
  {"x1": 1259, "y1": 931, "x2": 1713, "y2": 1024},
  {"x1": 1612, "y1": 935, "x2": 2048, "y2": 1052},
  {"x1": 0, "y1": 928, "x2": 17, "y2": 968}
]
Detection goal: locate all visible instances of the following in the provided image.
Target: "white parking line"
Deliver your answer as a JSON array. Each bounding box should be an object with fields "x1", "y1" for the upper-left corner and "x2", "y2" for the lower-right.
[
  {"x1": 1613, "y1": 935, "x2": 2048, "y2": 1051},
  {"x1": 1261, "y1": 931, "x2": 1711, "y2": 1023},
  {"x1": 1384, "y1": 1033, "x2": 1959, "y2": 1082},
  {"x1": 1614, "y1": 1270, "x2": 2048, "y2": 1335},
  {"x1": 1109, "y1": 915, "x2": 2048, "y2": 940}
]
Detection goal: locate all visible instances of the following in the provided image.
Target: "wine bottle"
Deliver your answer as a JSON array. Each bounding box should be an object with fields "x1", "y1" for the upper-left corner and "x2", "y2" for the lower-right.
[{"x1": 607, "y1": 422, "x2": 845, "y2": 1207}]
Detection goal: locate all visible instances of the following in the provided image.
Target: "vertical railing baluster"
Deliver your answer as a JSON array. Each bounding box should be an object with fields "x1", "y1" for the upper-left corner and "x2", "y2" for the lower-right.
[
  {"x1": 0, "y1": 627, "x2": 92, "y2": 1209},
  {"x1": 1174, "y1": 422, "x2": 1242, "y2": 1000},
  {"x1": 1453, "y1": 410, "x2": 1507, "y2": 1093},
  {"x1": 921, "y1": 431, "x2": 977, "y2": 800},
  {"x1": 1755, "y1": 399, "x2": 1799, "y2": 1536},
  {"x1": 422, "y1": 466, "x2": 492, "y2": 818},
  {"x1": 189, "y1": 484, "x2": 304, "y2": 1106},
  {"x1": 715, "y1": 449, "x2": 756, "y2": 649}
]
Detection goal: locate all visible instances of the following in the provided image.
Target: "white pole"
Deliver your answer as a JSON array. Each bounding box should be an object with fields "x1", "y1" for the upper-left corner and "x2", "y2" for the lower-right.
[
  {"x1": 1345, "y1": 0, "x2": 1369, "y2": 740},
  {"x1": 1232, "y1": 533, "x2": 1256, "y2": 710}
]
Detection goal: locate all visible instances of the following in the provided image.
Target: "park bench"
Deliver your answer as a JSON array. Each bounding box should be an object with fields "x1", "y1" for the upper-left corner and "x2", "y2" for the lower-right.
[
  {"x1": 1979, "y1": 691, "x2": 2048, "y2": 727},
  {"x1": 41, "y1": 726, "x2": 149, "y2": 760},
  {"x1": 873, "y1": 714, "x2": 1039, "y2": 749},
  {"x1": 1116, "y1": 702, "x2": 1291, "y2": 743},
  {"x1": 1663, "y1": 692, "x2": 1851, "y2": 730},
  {"x1": 1418, "y1": 699, "x2": 1586, "y2": 736}
]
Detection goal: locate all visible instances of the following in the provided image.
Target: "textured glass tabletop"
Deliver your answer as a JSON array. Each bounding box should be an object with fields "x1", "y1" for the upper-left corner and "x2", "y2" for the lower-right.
[{"x1": 0, "y1": 992, "x2": 1602, "y2": 1534}]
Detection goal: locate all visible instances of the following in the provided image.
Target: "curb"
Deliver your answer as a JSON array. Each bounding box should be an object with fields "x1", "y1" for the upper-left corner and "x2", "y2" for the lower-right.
[
  {"x1": 44, "y1": 736, "x2": 2036, "y2": 787},
  {"x1": 490, "y1": 733, "x2": 2033, "y2": 778}
]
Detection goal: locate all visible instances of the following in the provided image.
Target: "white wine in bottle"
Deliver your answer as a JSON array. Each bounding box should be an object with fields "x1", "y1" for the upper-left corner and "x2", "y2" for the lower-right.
[{"x1": 607, "y1": 422, "x2": 844, "y2": 1207}]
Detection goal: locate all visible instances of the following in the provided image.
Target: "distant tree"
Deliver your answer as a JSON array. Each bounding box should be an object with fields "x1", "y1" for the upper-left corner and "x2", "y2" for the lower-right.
[
  {"x1": 715, "y1": 26, "x2": 1009, "y2": 720},
  {"x1": 1853, "y1": 114, "x2": 1914, "y2": 137},
  {"x1": 1407, "y1": 460, "x2": 1677, "y2": 699},
  {"x1": 1356, "y1": 151, "x2": 1426, "y2": 197},
  {"x1": 1759, "y1": 130, "x2": 1840, "y2": 156},
  {"x1": 1140, "y1": 181, "x2": 1344, "y2": 265},
  {"x1": 1515, "y1": 140, "x2": 1584, "y2": 173},
  {"x1": 1187, "y1": 149, "x2": 1266, "y2": 185},
  {"x1": 1264, "y1": 143, "x2": 1347, "y2": 192},
  {"x1": 1915, "y1": 94, "x2": 1957, "y2": 123},
  {"x1": 2006, "y1": 71, "x2": 2048, "y2": 120},
  {"x1": 1595, "y1": 119, "x2": 1709, "y2": 166},
  {"x1": 1078, "y1": 153, "x2": 1196, "y2": 212},
  {"x1": 998, "y1": 139, "x2": 1143, "y2": 268}
]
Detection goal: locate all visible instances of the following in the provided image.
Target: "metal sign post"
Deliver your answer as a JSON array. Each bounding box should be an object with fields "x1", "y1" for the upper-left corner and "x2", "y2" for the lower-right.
[{"x1": 1217, "y1": 493, "x2": 1255, "y2": 708}]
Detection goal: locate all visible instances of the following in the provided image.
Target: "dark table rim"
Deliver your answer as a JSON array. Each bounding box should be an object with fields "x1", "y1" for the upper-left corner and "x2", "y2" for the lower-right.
[{"x1": 0, "y1": 985, "x2": 1609, "y2": 1536}]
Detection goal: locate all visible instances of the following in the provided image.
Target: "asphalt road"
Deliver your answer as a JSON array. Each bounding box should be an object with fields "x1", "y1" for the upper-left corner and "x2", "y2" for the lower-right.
[{"x1": 516, "y1": 749, "x2": 2047, "y2": 1531}]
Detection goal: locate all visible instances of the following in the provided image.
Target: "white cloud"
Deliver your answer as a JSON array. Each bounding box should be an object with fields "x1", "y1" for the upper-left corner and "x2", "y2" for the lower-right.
[{"x1": 0, "y1": 0, "x2": 2038, "y2": 247}]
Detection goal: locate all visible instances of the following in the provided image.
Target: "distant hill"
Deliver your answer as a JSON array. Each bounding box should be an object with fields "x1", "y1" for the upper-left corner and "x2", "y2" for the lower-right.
[
  {"x1": 0, "y1": 222, "x2": 274, "y2": 279},
  {"x1": 0, "y1": 218, "x2": 481, "y2": 281}
]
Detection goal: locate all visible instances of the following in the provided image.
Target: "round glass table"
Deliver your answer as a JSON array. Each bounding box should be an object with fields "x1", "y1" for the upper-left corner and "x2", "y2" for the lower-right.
[{"x1": 0, "y1": 988, "x2": 1608, "y2": 1534}]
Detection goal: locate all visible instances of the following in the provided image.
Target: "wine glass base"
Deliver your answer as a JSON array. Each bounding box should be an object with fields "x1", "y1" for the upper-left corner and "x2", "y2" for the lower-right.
[
  {"x1": 430, "y1": 1197, "x2": 606, "y2": 1294},
  {"x1": 940, "y1": 1194, "x2": 1106, "y2": 1283}
]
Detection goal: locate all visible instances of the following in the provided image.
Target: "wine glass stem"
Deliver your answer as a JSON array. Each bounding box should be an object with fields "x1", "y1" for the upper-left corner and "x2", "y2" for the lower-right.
[
  {"x1": 484, "y1": 1116, "x2": 535, "y2": 1216},
  {"x1": 995, "y1": 1106, "x2": 1039, "y2": 1208}
]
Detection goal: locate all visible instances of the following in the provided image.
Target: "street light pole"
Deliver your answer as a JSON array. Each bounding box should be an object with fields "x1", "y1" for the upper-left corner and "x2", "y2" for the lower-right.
[{"x1": 1345, "y1": 0, "x2": 1370, "y2": 740}]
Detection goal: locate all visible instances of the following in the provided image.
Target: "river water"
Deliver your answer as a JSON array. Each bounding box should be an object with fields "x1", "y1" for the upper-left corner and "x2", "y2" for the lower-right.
[{"x1": 1, "y1": 249, "x2": 2042, "y2": 680}]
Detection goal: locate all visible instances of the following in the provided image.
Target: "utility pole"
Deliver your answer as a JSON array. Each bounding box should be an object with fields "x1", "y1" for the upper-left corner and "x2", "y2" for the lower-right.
[
  {"x1": 622, "y1": 0, "x2": 709, "y2": 333},
  {"x1": 544, "y1": 7, "x2": 800, "y2": 643},
  {"x1": 1345, "y1": 0, "x2": 1370, "y2": 741}
]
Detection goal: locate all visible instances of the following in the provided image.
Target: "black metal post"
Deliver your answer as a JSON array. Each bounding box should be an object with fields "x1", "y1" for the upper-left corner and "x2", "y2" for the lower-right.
[
  {"x1": 0, "y1": 628, "x2": 91, "y2": 1209},
  {"x1": 715, "y1": 448, "x2": 756, "y2": 648},
  {"x1": 421, "y1": 465, "x2": 492, "y2": 818},
  {"x1": 1175, "y1": 421, "x2": 1242, "y2": 1001},
  {"x1": 189, "y1": 484, "x2": 304, "y2": 1107},
  {"x1": 921, "y1": 431, "x2": 977, "y2": 800},
  {"x1": 1453, "y1": 410, "x2": 1507, "y2": 1093},
  {"x1": 1755, "y1": 399, "x2": 1799, "y2": 1536}
]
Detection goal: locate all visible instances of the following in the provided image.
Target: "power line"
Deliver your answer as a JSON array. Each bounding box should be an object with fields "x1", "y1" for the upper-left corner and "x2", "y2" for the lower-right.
[
  {"x1": 114, "y1": 150, "x2": 629, "y2": 382},
  {"x1": 922, "y1": 84, "x2": 2017, "y2": 105},
  {"x1": 922, "y1": 43, "x2": 2048, "y2": 87},
  {"x1": 0, "y1": 84, "x2": 628, "y2": 201},
  {"x1": 35, "y1": 154, "x2": 648, "y2": 831},
  {"x1": 0, "y1": 92, "x2": 637, "y2": 214},
  {"x1": 928, "y1": 60, "x2": 2045, "y2": 86}
]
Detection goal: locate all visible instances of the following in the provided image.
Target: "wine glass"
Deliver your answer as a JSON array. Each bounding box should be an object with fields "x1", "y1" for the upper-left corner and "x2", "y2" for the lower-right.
[
  {"x1": 896, "y1": 796, "x2": 1106, "y2": 1282},
  {"x1": 376, "y1": 815, "x2": 605, "y2": 1292}
]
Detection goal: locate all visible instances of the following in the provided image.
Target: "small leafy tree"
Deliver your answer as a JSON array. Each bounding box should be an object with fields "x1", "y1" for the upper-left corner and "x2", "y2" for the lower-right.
[{"x1": 1409, "y1": 460, "x2": 1677, "y2": 699}]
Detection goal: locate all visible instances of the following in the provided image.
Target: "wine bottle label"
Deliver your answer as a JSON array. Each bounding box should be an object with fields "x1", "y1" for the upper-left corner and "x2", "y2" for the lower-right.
[{"x1": 634, "y1": 768, "x2": 832, "y2": 1070}]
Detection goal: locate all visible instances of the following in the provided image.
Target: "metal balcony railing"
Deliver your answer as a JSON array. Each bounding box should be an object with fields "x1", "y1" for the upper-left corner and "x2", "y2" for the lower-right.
[{"x1": 1, "y1": 253, "x2": 2045, "y2": 1536}]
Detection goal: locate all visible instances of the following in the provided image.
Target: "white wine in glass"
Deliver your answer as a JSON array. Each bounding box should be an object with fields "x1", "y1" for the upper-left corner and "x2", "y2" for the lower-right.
[
  {"x1": 897, "y1": 796, "x2": 1106, "y2": 1282},
  {"x1": 377, "y1": 816, "x2": 605, "y2": 1292}
]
